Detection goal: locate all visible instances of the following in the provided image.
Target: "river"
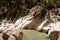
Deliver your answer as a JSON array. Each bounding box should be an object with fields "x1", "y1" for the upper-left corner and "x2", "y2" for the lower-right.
[{"x1": 22, "y1": 29, "x2": 50, "y2": 40}]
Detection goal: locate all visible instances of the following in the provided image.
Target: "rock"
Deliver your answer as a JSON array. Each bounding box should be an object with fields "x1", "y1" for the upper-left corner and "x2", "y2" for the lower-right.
[
  {"x1": 49, "y1": 8, "x2": 60, "y2": 22},
  {"x1": 37, "y1": 19, "x2": 51, "y2": 31},
  {"x1": 43, "y1": 27, "x2": 50, "y2": 34},
  {"x1": 22, "y1": 15, "x2": 40, "y2": 29},
  {"x1": 37, "y1": 8, "x2": 60, "y2": 33},
  {"x1": 0, "y1": 22, "x2": 23, "y2": 40},
  {"x1": 28, "y1": 5, "x2": 43, "y2": 16},
  {"x1": 2, "y1": 26, "x2": 23, "y2": 40},
  {"x1": 58, "y1": 32, "x2": 60, "y2": 40},
  {"x1": 15, "y1": 5, "x2": 43, "y2": 29},
  {"x1": 0, "y1": 33, "x2": 4, "y2": 40},
  {"x1": 48, "y1": 21, "x2": 60, "y2": 40},
  {"x1": 48, "y1": 21, "x2": 60, "y2": 35},
  {"x1": 8, "y1": 35, "x2": 16, "y2": 40},
  {"x1": 49, "y1": 31, "x2": 59, "y2": 40}
]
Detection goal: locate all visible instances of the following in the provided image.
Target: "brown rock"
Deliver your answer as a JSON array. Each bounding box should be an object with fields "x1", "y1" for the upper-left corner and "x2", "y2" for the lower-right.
[
  {"x1": 49, "y1": 31, "x2": 59, "y2": 40},
  {"x1": 2, "y1": 27, "x2": 23, "y2": 40},
  {"x1": 22, "y1": 5, "x2": 43, "y2": 29}
]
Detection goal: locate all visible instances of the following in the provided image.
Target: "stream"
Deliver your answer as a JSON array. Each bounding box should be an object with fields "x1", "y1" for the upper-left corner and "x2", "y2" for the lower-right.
[{"x1": 22, "y1": 29, "x2": 50, "y2": 40}]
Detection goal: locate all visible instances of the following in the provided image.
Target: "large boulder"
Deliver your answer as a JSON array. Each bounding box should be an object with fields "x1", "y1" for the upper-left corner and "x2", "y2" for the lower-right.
[
  {"x1": 48, "y1": 21, "x2": 60, "y2": 40},
  {"x1": 0, "y1": 22, "x2": 23, "y2": 40},
  {"x1": 49, "y1": 8, "x2": 60, "y2": 22},
  {"x1": 49, "y1": 31, "x2": 59, "y2": 40},
  {"x1": 15, "y1": 5, "x2": 44, "y2": 29},
  {"x1": 2, "y1": 27, "x2": 23, "y2": 40},
  {"x1": 43, "y1": 27, "x2": 50, "y2": 34},
  {"x1": 37, "y1": 8, "x2": 60, "y2": 32}
]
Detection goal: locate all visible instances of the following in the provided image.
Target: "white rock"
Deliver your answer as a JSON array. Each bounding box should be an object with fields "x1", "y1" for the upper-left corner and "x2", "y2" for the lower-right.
[
  {"x1": 37, "y1": 19, "x2": 49, "y2": 30},
  {"x1": 48, "y1": 21, "x2": 60, "y2": 36},
  {"x1": 43, "y1": 27, "x2": 51, "y2": 31},
  {"x1": 15, "y1": 15, "x2": 33, "y2": 28}
]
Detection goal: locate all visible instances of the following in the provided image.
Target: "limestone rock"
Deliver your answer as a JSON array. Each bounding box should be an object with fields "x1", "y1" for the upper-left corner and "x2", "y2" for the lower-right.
[
  {"x1": 2, "y1": 27, "x2": 23, "y2": 40},
  {"x1": 37, "y1": 8, "x2": 60, "y2": 33},
  {"x1": 49, "y1": 31, "x2": 59, "y2": 40},
  {"x1": 0, "y1": 22, "x2": 23, "y2": 40},
  {"x1": 43, "y1": 27, "x2": 50, "y2": 33},
  {"x1": 15, "y1": 5, "x2": 43, "y2": 29},
  {"x1": 48, "y1": 21, "x2": 60, "y2": 40}
]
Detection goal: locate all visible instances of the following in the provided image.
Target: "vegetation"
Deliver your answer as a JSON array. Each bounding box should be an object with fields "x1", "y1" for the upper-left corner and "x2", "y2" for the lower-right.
[{"x1": 0, "y1": 0, "x2": 60, "y2": 22}]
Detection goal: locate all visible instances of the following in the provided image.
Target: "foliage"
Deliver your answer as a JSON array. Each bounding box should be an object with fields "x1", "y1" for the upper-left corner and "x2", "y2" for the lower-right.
[{"x1": 0, "y1": 0, "x2": 60, "y2": 21}]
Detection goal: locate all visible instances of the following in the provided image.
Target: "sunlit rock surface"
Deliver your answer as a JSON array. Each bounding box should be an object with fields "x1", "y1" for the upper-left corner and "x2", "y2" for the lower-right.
[
  {"x1": 49, "y1": 31, "x2": 59, "y2": 40},
  {"x1": 0, "y1": 20, "x2": 23, "y2": 40},
  {"x1": 37, "y1": 19, "x2": 51, "y2": 31},
  {"x1": 40, "y1": 8, "x2": 60, "y2": 40},
  {"x1": 2, "y1": 26, "x2": 23, "y2": 40},
  {"x1": 15, "y1": 16, "x2": 33, "y2": 28},
  {"x1": 46, "y1": 21, "x2": 60, "y2": 40},
  {"x1": 37, "y1": 8, "x2": 60, "y2": 32},
  {"x1": 43, "y1": 27, "x2": 50, "y2": 33},
  {"x1": 15, "y1": 5, "x2": 42, "y2": 29},
  {"x1": 48, "y1": 21, "x2": 60, "y2": 35}
]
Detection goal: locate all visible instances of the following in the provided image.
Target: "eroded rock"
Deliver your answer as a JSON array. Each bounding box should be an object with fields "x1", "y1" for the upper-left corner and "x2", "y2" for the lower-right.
[
  {"x1": 0, "y1": 21, "x2": 23, "y2": 40},
  {"x1": 15, "y1": 5, "x2": 43, "y2": 29},
  {"x1": 2, "y1": 26, "x2": 23, "y2": 40},
  {"x1": 49, "y1": 31, "x2": 59, "y2": 40}
]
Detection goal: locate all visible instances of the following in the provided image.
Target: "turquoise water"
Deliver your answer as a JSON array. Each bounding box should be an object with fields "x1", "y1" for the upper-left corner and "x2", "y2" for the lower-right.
[{"x1": 23, "y1": 29, "x2": 50, "y2": 40}]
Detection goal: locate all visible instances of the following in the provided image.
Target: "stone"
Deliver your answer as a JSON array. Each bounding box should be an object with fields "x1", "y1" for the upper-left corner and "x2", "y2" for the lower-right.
[
  {"x1": 2, "y1": 26, "x2": 23, "y2": 40},
  {"x1": 15, "y1": 5, "x2": 43, "y2": 29},
  {"x1": 37, "y1": 19, "x2": 51, "y2": 31},
  {"x1": 48, "y1": 21, "x2": 60, "y2": 40},
  {"x1": 0, "y1": 22, "x2": 23, "y2": 40},
  {"x1": 49, "y1": 31, "x2": 59, "y2": 40}
]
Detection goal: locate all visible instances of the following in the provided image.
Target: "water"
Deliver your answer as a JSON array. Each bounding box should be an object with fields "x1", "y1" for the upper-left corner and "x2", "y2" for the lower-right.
[{"x1": 23, "y1": 29, "x2": 50, "y2": 40}]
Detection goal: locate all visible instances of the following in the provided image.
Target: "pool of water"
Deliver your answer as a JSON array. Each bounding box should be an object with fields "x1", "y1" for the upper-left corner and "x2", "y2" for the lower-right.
[{"x1": 22, "y1": 29, "x2": 50, "y2": 40}]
